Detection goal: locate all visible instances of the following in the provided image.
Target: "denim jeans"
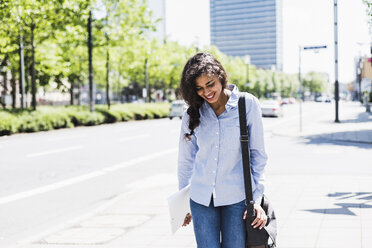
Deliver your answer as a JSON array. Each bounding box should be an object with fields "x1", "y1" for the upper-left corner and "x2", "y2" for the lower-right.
[{"x1": 190, "y1": 197, "x2": 246, "y2": 248}]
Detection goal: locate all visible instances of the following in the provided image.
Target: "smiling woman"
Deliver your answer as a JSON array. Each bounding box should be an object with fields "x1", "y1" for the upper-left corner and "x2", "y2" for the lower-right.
[{"x1": 177, "y1": 52, "x2": 270, "y2": 248}]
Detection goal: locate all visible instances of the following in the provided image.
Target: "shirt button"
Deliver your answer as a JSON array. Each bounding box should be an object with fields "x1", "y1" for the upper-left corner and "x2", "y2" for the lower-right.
[
  {"x1": 215, "y1": 145, "x2": 218, "y2": 148},
  {"x1": 214, "y1": 158, "x2": 217, "y2": 161},
  {"x1": 216, "y1": 132, "x2": 219, "y2": 135},
  {"x1": 213, "y1": 171, "x2": 216, "y2": 174}
]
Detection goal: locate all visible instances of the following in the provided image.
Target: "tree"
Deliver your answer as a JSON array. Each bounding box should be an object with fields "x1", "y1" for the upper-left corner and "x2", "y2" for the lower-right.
[{"x1": 302, "y1": 71, "x2": 328, "y2": 95}]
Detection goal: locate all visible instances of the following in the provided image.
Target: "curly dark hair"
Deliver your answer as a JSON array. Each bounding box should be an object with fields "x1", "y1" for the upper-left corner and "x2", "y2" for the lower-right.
[{"x1": 180, "y1": 52, "x2": 228, "y2": 140}]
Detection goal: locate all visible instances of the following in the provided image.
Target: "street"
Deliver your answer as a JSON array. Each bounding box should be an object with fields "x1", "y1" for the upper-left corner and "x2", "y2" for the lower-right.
[{"x1": 0, "y1": 101, "x2": 371, "y2": 248}]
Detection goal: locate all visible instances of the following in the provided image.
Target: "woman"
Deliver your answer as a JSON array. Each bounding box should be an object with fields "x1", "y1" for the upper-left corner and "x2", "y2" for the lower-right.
[{"x1": 177, "y1": 52, "x2": 268, "y2": 248}]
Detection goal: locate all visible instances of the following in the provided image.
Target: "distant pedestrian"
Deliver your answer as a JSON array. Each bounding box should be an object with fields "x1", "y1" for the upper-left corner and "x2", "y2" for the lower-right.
[{"x1": 178, "y1": 52, "x2": 268, "y2": 248}]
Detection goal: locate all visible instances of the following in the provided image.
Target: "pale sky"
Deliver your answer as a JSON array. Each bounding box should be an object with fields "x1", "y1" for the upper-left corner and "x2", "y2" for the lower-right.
[{"x1": 164, "y1": 0, "x2": 371, "y2": 84}]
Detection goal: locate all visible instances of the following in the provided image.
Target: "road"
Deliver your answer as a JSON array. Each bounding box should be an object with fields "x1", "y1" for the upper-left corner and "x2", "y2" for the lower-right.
[{"x1": 0, "y1": 102, "x2": 371, "y2": 247}]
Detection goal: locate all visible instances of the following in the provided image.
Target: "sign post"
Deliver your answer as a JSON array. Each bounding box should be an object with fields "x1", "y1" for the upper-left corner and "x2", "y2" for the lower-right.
[{"x1": 298, "y1": 45, "x2": 327, "y2": 133}]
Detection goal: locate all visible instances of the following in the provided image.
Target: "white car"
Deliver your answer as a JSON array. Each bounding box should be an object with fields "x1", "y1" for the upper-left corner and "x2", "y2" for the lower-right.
[
  {"x1": 169, "y1": 100, "x2": 188, "y2": 120},
  {"x1": 260, "y1": 100, "x2": 283, "y2": 117}
]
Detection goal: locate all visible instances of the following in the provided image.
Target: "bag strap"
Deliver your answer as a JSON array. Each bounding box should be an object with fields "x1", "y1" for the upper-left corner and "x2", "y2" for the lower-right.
[{"x1": 238, "y1": 94, "x2": 255, "y2": 218}]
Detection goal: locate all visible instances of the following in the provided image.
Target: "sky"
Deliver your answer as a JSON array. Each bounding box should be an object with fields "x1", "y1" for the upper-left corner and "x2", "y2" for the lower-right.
[{"x1": 163, "y1": 0, "x2": 371, "y2": 84}]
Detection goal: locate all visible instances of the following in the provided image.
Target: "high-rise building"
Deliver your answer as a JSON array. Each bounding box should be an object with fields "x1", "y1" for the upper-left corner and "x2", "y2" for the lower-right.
[
  {"x1": 147, "y1": 0, "x2": 166, "y2": 41},
  {"x1": 210, "y1": 0, "x2": 283, "y2": 70}
]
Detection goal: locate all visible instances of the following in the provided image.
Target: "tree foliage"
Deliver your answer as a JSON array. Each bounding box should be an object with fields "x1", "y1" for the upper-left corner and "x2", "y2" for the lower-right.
[{"x1": 0, "y1": 0, "x2": 310, "y2": 110}]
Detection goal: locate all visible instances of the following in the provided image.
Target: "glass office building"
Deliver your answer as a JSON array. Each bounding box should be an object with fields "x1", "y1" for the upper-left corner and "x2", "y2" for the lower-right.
[{"x1": 210, "y1": 0, "x2": 283, "y2": 70}]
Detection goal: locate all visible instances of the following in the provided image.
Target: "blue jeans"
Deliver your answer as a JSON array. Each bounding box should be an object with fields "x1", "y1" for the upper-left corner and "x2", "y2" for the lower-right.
[{"x1": 190, "y1": 197, "x2": 246, "y2": 248}]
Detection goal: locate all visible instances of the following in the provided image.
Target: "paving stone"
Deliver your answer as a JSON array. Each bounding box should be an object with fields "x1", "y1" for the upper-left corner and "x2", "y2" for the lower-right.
[
  {"x1": 79, "y1": 214, "x2": 151, "y2": 228},
  {"x1": 40, "y1": 227, "x2": 125, "y2": 245}
]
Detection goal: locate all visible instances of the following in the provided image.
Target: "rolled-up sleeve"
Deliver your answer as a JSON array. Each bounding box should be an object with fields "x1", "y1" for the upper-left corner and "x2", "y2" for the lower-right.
[
  {"x1": 247, "y1": 95, "x2": 268, "y2": 204},
  {"x1": 177, "y1": 111, "x2": 198, "y2": 190}
]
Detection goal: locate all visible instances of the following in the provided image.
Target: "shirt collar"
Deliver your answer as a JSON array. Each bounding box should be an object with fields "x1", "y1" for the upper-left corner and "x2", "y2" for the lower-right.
[
  {"x1": 202, "y1": 84, "x2": 240, "y2": 112},
  {"x1": 225, "y1": 84, "x2": 240, "y2": 111}
]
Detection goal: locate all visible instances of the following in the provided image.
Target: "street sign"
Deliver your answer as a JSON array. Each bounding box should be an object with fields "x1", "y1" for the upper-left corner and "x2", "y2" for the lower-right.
[{"x1": 303, "y1": 45, "x2": 327, "y2": 50}]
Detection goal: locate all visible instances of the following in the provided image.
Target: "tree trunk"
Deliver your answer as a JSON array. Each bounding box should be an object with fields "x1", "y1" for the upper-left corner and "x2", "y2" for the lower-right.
[
  {"x1": 77, "y1": 80, "x2": 81, "y2": 105},
  {"x1": 0, "y1": 70, "x2": 7, "y2": 109},
  {"x1": 0, "y1": 55, "x2": 8, "y2": 93},
  {"x1": 70, "y1": 81, "x2": 74, "y2": 105},
  {"x1": 106, "y1": 44, "x2": 110, "y2": 109},
  {"x1": 25, "y1": 69, "x2": 29, "y2": 108},
  {"x1": 31, "y1": 22, "x2": 36, "y2": 110},
  {"x1": 11, "y1": 69, "x2": 16, "y2": 109}
]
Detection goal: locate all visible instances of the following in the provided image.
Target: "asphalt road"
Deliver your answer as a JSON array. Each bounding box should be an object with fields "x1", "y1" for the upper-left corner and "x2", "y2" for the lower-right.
[{"x1": 0, "y1": 102, "x2": 370, "y2": 247}]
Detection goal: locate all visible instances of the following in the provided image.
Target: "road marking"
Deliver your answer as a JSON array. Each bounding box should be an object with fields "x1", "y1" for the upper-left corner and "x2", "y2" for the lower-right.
[
  {"x1": 0, "y1": 148, "x2": 178, "y2": 206},
  {"x1": 26, "y1": 146, "x2": 84, "y2": 158},
  {"x1": 118, "y1": 134, "x2": 150, "y2": 142},
  {"x1": 47, "y1": 134, "x2": 88, "y2": 142}
]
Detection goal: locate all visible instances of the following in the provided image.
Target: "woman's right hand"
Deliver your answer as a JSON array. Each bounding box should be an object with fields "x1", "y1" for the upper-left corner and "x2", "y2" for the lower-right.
[{"x1": 182, "y1": 213, "x2": 192, "y2": 226}]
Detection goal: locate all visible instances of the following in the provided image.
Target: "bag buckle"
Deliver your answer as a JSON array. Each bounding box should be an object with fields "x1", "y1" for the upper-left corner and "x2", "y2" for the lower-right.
[
  {"x1": 244, "y1": 200, "x2": 255, "y2": 206},
  {"x1": 240, "y1": 135, "x2": 249, "y2": 141}
]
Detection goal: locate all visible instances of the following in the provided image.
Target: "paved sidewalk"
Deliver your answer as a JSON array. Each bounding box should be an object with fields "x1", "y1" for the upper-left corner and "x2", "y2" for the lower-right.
[
  {"x1": 21, "y1": 174, "x2": 196, "y2": 248},
  {"x1": 19, "y1": 101, "x2": 372, "y2": 248},
  {"x1": 20, "y1": 173, "x2": 372, "y2": 248},
  {"x1": 273, "y1": 101, "x2": 372, "y2": 144}
]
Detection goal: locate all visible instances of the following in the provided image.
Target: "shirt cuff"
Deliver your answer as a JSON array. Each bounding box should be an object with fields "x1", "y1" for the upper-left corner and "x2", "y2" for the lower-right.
[{"x1": 253, "y1": 194, "x2": 263, "y2": 205}]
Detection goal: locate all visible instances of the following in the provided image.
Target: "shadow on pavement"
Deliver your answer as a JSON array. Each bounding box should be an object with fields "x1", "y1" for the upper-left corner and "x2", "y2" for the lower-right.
[
  {"x1": 302, "y1": 131, "x2": 372, "y2": 148},
  {"x1": 340, "y1": 112, "x2": 372, "y2": 124},
  {"x1": 303, "y1": 192, "x2": 372, "y2": 216}
]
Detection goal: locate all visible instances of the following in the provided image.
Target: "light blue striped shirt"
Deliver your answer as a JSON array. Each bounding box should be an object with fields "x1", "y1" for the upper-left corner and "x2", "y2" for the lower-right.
[{"x1": 177, "y1": 84, "x2": 267, "y2": 207}]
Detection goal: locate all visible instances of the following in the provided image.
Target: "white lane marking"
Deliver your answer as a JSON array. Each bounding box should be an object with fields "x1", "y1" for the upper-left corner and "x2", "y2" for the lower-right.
[
  {"x1": 47, "y1": 134, "x2": 88, "y2": 142},
  {"x1": 26, "y1": 146, "x2": 83, "y2": 158},
  {"x1": 0, "y1": 148, "x2": 178, "y2": 206},
  {"x1": 118, "y1": 134, "x2": 150, "y2": 142}
]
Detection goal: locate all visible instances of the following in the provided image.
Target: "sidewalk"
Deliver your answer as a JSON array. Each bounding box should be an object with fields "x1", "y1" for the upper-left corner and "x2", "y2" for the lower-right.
[
  {"x1": 273, "y1": 101, "x2": 372, "y2": 144},
  {"x1": 21, "y1": 174, "x2": 372, "y2": 248},
  {"x1": 21, "y1": 175, "x2": 195, "y2": 248},
  {"x1": 20, "y1": 101, "x2": 372, "y2": 248}
]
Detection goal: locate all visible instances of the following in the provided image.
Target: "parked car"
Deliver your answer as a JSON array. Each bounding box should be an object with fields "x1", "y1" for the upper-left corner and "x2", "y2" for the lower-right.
[
  {"x1": 324, "y1": 96, "x2": 332, "y2": 103},
  {"x1": 280, "y1": 98, "x2": 290, "y2": 105},
  {"x1": 260, "y1": 100, "x2": 283, "y2": 117},
  {"x1": 169, "y1": 100, "x2": 188, "y2": 120},
  {"x1": 315, "y1": 96, "x2": 324, "y2": 102},
  {"x1": 288, "y1": 97, "x2": 296, "y2": 104}
]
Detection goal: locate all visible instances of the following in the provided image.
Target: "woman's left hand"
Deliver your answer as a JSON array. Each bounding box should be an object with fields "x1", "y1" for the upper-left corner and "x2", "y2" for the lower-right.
[{"x1": 243, "y1": 203, "x2": 267, "y2": 229}]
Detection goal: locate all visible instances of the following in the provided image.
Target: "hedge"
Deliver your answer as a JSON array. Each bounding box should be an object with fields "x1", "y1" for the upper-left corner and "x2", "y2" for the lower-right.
[{"x1": 0, "y1": 103, "x2": 170, "y2": 136}]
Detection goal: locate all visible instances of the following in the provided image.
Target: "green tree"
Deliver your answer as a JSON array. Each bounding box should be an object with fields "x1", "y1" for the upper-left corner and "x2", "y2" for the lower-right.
[{"x1": 302, "y1": 71, "x2": 328, "y2": 95}]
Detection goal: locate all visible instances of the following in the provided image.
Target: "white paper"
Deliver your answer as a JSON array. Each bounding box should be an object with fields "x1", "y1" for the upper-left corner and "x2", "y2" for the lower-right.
[{"x1": 167, "y1": 184, "x2": 191, "y2": 234}]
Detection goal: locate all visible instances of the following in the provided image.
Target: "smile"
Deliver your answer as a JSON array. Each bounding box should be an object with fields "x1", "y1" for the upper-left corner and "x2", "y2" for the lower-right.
[{"x1": 206, "y1": 93, "x2": 215, "y2": 100}]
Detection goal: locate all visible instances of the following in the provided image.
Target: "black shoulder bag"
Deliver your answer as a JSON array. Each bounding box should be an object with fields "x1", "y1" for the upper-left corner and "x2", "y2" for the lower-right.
[{"x1": 238, "y1": 95, "x2": 277, "y2": 248}]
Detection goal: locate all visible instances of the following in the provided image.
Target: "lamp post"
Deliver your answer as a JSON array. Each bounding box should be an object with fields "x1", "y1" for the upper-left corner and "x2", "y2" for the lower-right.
[
  {"x1": 19, "y1": 35, "x2": 25, "y2": 109},
  {"x1": 105, "y1": 32, "x2": 110, "y2": 109},
  {"x1": 88, "y1": 10, "x2": 94, "y2": 112},
  {"x1": 144, "y1": 57, "x2": 149, "y2": 103},
  {"x1": 18, "y1": 6, "x2": 25, "y2": 109},
  {"x1": 244, "y1": 55, "x2": 251, "y2": 89},
  {"x1": 299, "y1": 46, "x2": 303, "y2": 132},
  {"x1": 334, "y1": 0, "x2": 340, "y2": 122}
]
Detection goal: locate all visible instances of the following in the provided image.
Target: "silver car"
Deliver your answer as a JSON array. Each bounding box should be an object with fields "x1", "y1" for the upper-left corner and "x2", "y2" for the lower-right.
[
  {"x1": 260, "y1": 100, "x2": 283, "y2": 117},
  {"x1": 169, "y1": 100, "x2": 188, "y2": 120}
]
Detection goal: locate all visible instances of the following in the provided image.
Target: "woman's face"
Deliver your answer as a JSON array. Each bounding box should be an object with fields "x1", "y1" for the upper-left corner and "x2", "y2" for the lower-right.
[{"x1": 195, "y1": 74, "x2": 223, "y2": 104}]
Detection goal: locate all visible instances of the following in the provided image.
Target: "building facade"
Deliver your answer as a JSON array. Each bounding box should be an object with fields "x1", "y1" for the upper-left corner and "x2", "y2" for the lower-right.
[
  {"x1": 147, "y1": 0, "x2": 166, "y2": 41},
  {"x1": 210, "y1": 0, "x2": 283, "y2": 70}
]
